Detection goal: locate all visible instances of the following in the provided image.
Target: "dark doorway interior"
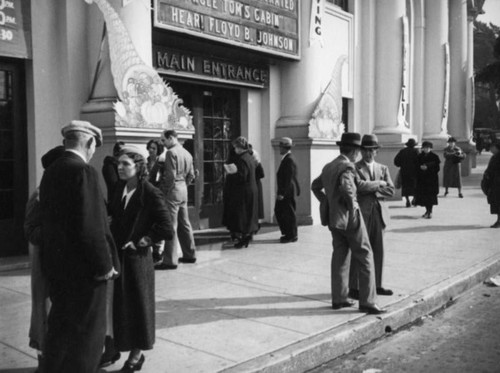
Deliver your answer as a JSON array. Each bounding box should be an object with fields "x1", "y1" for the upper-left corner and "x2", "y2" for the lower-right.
[
  {"x1": 164, "y1": 78, "x2": 240, "y2": 230},
  {"x1": 0, "y1": 58, "x2": 28, "y2": 257}
]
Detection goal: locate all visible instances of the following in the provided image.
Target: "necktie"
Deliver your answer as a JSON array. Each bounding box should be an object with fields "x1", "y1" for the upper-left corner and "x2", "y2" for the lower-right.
[{"x1": 120, "y1": 196, "x2": 127, "y2": 210}]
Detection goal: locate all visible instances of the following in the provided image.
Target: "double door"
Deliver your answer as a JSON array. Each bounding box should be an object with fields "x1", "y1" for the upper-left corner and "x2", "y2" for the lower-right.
[
  {"x1": 0, "y1": 59, "x2": 28, "y2": 256},
  {"x1": 166, "y1": 80, "x2": 240, "y2": 229}
]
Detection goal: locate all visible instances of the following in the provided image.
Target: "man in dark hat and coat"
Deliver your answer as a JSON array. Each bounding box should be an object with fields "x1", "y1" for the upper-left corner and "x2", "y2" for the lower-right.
[
  {"x1": 349, "y1": 134, "x2": 395, "y2": 301},
  {"x1": 39, "y1": 120, "x2": 119, "y2": 373},
  {"x1": 394, "y1": 138, "x2": 420, "y2": 207},
  {"x1": 311, "y1": 132, "x2": 387, "y2": 314},
  {"x1": 275, "y1": 137, "x2": 301, "y2": 243}
]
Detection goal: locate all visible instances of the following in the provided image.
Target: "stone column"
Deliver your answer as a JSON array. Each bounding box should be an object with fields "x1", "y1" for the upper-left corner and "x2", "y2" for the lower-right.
[
  {"x1": 422, "y1": 0, "x2": 449, "y2": 143},
  {"x1": 373, "y1": 0, "x2": 411, "y2": 143}
]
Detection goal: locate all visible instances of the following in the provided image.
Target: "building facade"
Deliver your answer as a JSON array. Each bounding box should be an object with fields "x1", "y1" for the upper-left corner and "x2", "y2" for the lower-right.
[{"x1": 0, "y1": 0, "x2": 481, "y2": 256}]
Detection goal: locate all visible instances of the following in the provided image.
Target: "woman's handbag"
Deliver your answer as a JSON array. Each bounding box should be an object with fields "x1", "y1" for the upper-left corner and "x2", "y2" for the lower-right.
[{"x1": 394, "y1": 169, "x2": 402, "y2": 189}]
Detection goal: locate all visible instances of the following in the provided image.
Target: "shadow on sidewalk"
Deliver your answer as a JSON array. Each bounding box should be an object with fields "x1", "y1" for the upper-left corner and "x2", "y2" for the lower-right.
[{"x1": 155, "y1": 293, "x2": 334, "y2": 328}]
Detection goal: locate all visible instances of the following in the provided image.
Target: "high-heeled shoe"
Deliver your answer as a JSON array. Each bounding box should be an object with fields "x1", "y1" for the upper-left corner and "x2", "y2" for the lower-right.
[{"x1": 120, "y1": 354, "x2": 145, "y2": 372}]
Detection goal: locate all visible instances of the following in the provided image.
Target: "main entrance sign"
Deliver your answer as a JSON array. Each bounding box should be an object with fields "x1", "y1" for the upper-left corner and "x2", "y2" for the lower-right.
[{"x1": 154, "y1": 0, "x2": 300, "y2": 59}]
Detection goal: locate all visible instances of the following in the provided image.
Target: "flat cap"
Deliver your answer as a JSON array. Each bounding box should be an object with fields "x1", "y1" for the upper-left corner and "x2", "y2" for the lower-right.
[
  {"x1": 61, "y1": 120, "x2": 103, "y2": 147},
  {"x1": 119, "y1": 144, "x2": 148, "y2": 161}
]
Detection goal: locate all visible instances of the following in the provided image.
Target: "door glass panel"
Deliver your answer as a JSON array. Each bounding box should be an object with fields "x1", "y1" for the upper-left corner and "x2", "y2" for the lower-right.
[{"x1": 0, "y1": 68, "x2": 13, "y2": 219}]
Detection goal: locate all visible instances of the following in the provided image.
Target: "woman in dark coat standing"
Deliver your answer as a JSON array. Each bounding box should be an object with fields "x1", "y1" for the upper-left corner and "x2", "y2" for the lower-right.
[
  {"x1": 443, "y1": 136, "x2": 465, "y2": 198},
  {"x1": 415, "y1": 141, "x2": 441, "y2": 219},
  {"x1": 483, "y1": 142, "x2": 500, "y2": 228},
  {"x1": 222, "y1": 137, "x2": 259, "y2": 248},
  {"x1": 109, "y1": 145, "x2": 172, "y2": 372},
  {"x1": 394, "y1": 138, "x2": 420, "y2": 207}
]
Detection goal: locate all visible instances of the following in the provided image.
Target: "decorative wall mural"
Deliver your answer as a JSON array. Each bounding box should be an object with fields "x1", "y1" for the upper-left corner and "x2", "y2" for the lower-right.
[
  {"x1": 308, "y1": 55, "x2": 347, "y2": 140},
  {"x1": 84, "y1": 0, "x2": 193, "y2": 130}
]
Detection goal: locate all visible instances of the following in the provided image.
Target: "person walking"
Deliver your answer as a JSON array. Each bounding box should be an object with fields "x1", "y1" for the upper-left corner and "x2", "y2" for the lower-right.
[
  {"x1": 275, "y1": 137, "x2": 301, "y2": 243},
  {"x1": 311, "y1": 132, "x2": 386, "y2": 315},
  {"x1": 222, "y1": 136, "x2": 259, "y2": 248},
  {"x1": 108, "y1": 145, "x2": 173, "y2": 372},
  {"x1": 443, "y1": 136, "x2": 465, "y2": 198},
  {"x1": 349, "y1": 135, "x2": 395, "y2": 301},
  {"x1": 415, "y1": 141, "x2": 441, "y2": 219},
  {"x1": 394, "y1": 138, "x2": 419, "y2": 207},
  {"x1": 39, "y1": 120, "x2": 119, "y2": 373},
  {"x1": 24, "y1": 145, "x2": 65, "y2": 373},
  {"x1": 155, "y1": 130, "x2": 197, "y2": 270},
  {"x1": 482, "y1": 142, "x2": 500, "y2": 228}
]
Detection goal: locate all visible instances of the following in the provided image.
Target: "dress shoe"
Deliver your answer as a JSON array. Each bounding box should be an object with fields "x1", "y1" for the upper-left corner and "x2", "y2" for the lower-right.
[
  {"x1": 376, "y1": 287, "x2": 393, "y2": 296},
  {"x1": 490, "y1": 221, "x2": 500, "y2": 228},
  {"x1": 359, "y1": 305, "x2": 387, "y2": 315},
  {"x1": 179, "y1": 257, "x2": 197, "y2": 264},
  {"x1": 458, "y1": 193, "x2": 464, "y2": 198},
  {"x1": 332, "y1": 300, "x2": 355, "y2": 309},
  {"x1": 348, "y1": 288, "x2": 360, "y2": 300},
  {"x1": 444, "y1": 191, "x2": 449, "y2": 196},
  {"x1": 100, "y1": 351, "x2": 121, "y2": 368},
  {"x1": 280, "y1": 236, "x2": 298, "y2": 243},
  {"x1": 120, "y1": 354, "x2": 145, "y2": 372},
  {"x1": 154, "y1": 263, "x2": 177, "y2": 270}
]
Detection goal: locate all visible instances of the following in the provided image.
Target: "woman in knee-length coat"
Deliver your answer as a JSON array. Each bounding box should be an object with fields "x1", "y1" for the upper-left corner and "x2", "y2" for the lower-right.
[
  {"x1": 415, "y1": 141, "x2": 441, "y2": 219},
  {"x1": 109, "y1": 145, "x2": 173, "y2": 372}
]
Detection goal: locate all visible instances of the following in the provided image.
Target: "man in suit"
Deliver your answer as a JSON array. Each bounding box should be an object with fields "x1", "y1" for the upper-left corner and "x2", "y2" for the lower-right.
[
  {"x1": 311, "y1": 132, "x2": 386, "y2": 314},
  {"x1": 155, "y1": 129, "x2": 197, "y2": 270},
  {"x1": 275, "y1": 137, "x2": 301, "y2": 243},
  {"x1": 349, "y1": 134, "x2": 395, "y2": 300},
  {"x1": 40, "y1": 120, "x2": 119, "y2": 372}
]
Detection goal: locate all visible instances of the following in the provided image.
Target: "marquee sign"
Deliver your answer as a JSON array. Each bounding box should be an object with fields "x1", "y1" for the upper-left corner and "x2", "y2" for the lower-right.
[
  {"x1": 154, "y1": 0, "x2": 300, "y2": 59},
  {"x1": 154, "y1": 45, "x2": 269, "y2": 88},
  {"x1": 0, "y1": 0, "x2": 31, "y2": 59}
]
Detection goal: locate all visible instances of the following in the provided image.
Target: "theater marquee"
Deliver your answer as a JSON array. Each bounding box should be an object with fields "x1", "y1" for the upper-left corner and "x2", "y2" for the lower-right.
[{"x1": 154, "y1": 0, "x2": 300, "y2": 59}]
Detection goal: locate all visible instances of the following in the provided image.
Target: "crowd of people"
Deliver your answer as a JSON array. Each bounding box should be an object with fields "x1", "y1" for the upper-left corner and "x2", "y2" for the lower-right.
[{"x1": 24, "y1": 120, "x2": 500, "y2": 372}]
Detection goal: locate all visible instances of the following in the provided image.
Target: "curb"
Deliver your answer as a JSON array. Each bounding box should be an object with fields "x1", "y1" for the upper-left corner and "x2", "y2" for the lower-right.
[
  {"x1": 0, "y1": 256, "x2": 30, "y2": 272},
  {"x1": 220, "y1": 254, "x2": 500, "y2": 373}
]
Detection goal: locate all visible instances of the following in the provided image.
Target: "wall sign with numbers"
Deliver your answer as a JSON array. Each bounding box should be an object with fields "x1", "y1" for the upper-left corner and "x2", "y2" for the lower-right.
[
  {"x1": 154, "y1": 0, "x2": 300, "y2": 60},
  {"x1": 0, "y1": 0, "x2": 31, "y2": 59}
]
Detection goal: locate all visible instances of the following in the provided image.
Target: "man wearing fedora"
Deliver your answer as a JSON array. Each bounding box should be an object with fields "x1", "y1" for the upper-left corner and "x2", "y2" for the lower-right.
[
  {"x1": 275, "y1": 137, "x2": 301, "y2": 243},
  {"x1": 349, "y1": 134, "x2": 395, "y2": 300},
  {"x1": 394, "y1": 138, "x2": 419, "y2": 207},
  {"x1": 312, "y1": 132, "x2": 387, "y2": 314},
  {"x1": 40, "y1": 120, "x2": 119, "y2": 372}
]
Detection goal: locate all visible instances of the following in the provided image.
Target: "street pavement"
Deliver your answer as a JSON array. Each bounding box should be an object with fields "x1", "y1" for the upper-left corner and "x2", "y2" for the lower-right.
[{"x1": 1, "y1": 153, "x2": 499, "y2": 373}]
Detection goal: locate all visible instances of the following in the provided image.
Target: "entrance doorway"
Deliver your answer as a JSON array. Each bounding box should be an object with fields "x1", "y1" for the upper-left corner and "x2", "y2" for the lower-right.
[
  {"x1": 165, "y1": 79, "x2": 240, "y2": 230},
  {"x1": 0, "y1": 59, "x2": 28, "y2": 257}
]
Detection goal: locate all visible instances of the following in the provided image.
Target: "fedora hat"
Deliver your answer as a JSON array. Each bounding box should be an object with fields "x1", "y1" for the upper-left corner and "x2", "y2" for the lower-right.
[
  {"x1": 447, "y1": 136, "x2": 457, "y2": 143},
  {"x1": 405, "y1": 138, "x2": 417, "y2": 147},
  {"x1": 336, "y1": 132, "x2": 362, "y2": 147},
  {"x1": 361, "y1": 134, "x2": 380, "y2": 149},
  {"x1": 61, "y1": 120, "x2": 103, "y2": 147},
  {"x1": 279, "y1": 137, "x2": 294, "y2": 148}
]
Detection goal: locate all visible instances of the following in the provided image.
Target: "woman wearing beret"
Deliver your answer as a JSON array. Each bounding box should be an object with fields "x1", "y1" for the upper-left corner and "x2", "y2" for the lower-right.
[
  {"x1": 109, "y1": 145, "x2": 173, "y2": 372},
  {"x1": 415, "y1": 141, "x2": 441, "y2": 219},
  {"x1": 443, "y1": 137, "x2": 465, "y2": 198},
  {"x1": 222, "y1": 136, "x2": 259, "y2": 248}
]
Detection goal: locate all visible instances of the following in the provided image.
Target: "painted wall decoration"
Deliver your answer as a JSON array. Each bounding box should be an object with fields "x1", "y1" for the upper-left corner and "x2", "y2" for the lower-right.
[
  {"x1": 308, "y1": 54, "x2": 347, "y2": 139},
  {"x1": 84, "y1": 0, "x2": 193, "y2": 131},
  {"x1": 397, "y1": 16, "x2": 410, "y2": 129}
]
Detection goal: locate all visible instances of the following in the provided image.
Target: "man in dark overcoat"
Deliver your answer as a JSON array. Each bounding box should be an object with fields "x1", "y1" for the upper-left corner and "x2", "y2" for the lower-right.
[
  {"x1": 394, "y1": 138, "x2": 419, "y2": 207},
  {"x1": 40, "y1": 120, "x2": 119, "y2": 373},
  {"x1": 275, "y1": 137, "x2": 301, "y2": 243},
  {"x1": 311, "y1": 132, "x2": 386, "y2": 314}
]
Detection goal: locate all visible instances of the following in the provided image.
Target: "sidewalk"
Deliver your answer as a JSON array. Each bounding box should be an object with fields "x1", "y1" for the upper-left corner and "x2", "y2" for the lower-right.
[{"x1": 1, "y1": 153, "x2": 499, "y2": 373}]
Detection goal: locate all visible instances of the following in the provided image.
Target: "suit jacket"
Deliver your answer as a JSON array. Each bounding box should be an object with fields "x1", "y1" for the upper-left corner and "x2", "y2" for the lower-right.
[
  {"x1": 355, "y1": 161, "x2": 395, "y2": 227},
  {"x1": 40, "y1": 151, "x2": 118, "y2": 281},
  {"x1": 311, "y1": 155, "x2": 380, "y2": 230},
  {"x1": 159, "y1": 143, "x2": 195, "y2": 201},
  {"x1": 277, "y1": 153, "x2": 300, "y2": 198}
]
